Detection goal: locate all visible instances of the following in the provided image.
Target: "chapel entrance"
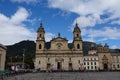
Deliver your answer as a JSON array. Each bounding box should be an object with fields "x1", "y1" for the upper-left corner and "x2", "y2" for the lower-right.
[
  {"x1": 47, "y1": 63, "x2": 51, "y2": 70},
  {"x1": 57, "y1": 62, "x2": 62, "y2": 70},
  {"x1": 69, "y1": 63, "x2": 73, "y2": 70}
]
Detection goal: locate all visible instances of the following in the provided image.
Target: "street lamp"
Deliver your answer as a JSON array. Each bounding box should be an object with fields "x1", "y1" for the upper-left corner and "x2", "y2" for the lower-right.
[{"x1": 23, "y1": 49, "x2": 25, "y2": 69}]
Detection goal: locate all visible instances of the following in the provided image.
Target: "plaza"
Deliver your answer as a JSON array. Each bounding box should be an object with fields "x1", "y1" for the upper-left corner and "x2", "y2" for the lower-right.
[{"x1": 4, "y1": 72, "x2": 120, "y2": 80}]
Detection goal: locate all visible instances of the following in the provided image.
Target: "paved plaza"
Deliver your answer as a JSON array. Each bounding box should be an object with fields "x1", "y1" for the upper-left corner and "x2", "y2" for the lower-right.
[{"x1": 3, "y1": 72, "x2": 120, "y2": 80}]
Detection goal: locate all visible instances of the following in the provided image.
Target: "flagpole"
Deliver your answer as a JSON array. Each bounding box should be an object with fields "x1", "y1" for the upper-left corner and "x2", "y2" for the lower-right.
[{"x1": 23, "y1": 49, "x2": 25, "y2": 69}]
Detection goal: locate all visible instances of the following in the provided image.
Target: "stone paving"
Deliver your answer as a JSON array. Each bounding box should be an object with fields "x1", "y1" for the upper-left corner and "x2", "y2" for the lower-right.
[{"x1": 3, "y1": 72, "x2": 120, "y2": 80}]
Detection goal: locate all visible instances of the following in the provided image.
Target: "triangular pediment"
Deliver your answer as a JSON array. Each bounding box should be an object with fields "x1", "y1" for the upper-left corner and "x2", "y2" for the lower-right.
[
  {"x1": 51, "y1": 37, "x2": 68, "y2": 42},
  {"x1": 102, "y1": 55, "x2": 108, "y2": 60}
]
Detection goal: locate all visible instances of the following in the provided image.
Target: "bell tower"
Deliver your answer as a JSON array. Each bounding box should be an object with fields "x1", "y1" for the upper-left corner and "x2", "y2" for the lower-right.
[
  {"x1": 36, "y1": 21, "x2": 45, "y2": 51},
  {"x1": 73, "y1": 23, "x2": 83, "y2": 52}
]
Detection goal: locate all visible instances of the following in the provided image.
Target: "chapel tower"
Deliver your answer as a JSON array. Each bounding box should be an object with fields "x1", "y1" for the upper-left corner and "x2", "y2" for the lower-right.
[
  {"x1": 73, "y1": 23, "x2": 83, "y2": 52},
  {"x1": 36, "y1": 22, "x2": 45, "y2": 51}
]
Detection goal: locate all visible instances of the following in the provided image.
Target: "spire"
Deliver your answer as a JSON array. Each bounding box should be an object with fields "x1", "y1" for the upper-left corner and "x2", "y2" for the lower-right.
[
  {"x1": 75, "y1": 21, "x2": 78, "y2": 28},
  {"x1": 37, "y1": 21, "x2": 45, "y2": 32},
  {"x1": 40, "y1": 21, "x2": 43, "y2": 28},
  {"x1": 73, "y1": 22, "x2": 81, "y2": 32},
  {"x1": 104, "y1": 43, "x2": 109, "y2": 47},
  {"x1": 58, "y1": 32, "x2": 60, "y2": 37}
]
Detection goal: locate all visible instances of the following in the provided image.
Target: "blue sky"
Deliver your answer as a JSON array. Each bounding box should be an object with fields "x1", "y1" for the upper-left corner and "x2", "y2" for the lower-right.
[{"x1": 0, "y1": 0, "x2": 120, "y2": 49}]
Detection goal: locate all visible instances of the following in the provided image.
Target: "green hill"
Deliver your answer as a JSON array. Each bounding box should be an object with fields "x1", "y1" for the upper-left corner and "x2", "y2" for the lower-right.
[{"x1": 6, "y1": 40, "x2": 36, "y2": 69}]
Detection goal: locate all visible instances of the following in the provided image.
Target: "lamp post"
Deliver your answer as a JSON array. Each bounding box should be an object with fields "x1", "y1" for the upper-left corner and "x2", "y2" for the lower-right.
[{"x1": 23, "y1": 49, "x2": 25, "y2": 69}]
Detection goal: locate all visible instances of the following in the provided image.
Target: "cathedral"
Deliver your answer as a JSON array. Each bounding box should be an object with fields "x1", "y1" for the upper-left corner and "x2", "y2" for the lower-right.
[{"x1": 35, "y1": 22, "x2": 120, "y2": 71}]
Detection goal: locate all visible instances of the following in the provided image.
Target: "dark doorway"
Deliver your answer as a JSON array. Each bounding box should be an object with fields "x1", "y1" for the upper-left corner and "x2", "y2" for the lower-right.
[
  {"x1": 69, "y1": 63, "x2": 73, "y2": 71},
  {"x1": 103, "y1": 63, "x2": 108, "y2": 70},
  {"x1": 57, "y1": 62, "x2": 62, "y2": 70},
  {"x1": 47, "y1": 63, "x2": 51, "y2": 70}
]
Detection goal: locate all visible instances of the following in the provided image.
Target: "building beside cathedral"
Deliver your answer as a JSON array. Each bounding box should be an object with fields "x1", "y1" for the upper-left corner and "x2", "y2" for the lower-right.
[
  {"x1": 35, "y1": 22, "x2": 120, "y2": 71},
  {"x1": 0, "y1": 43, "x2": 7, "y2": 70}
]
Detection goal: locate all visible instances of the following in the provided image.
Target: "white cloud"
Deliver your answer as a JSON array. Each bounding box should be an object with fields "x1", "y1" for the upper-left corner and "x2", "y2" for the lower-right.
[
  {"x1": 73, "y1": 14, "x2": 102, "y2": 28},
  {"x1": 111, "y1": 19, "x2": 120, "y2": 25},
  {"x1": 10, "y1": 0, "x2": 40, "y2": 4},
  {"x1": 11, "y1": 7, "x2": 29, "y2": 25},
  {"x1": 0, "y1": 7, "x2": 36, "y2": 45},
  {"x1": 111, "y1": 45, "x2": 118, "y2": 49},
  {"x1": 83, "y1": 27, "x2": 120, "y2": 42},
  {"x1": 45, "y1": 32, "x2": 55, "y2": 42},
  {"x1": 48, "y1": 0, "x2": 120, "y2": 43},
  {"x1": 48, "y1": 0, "x2": 120, "y2": 26}
]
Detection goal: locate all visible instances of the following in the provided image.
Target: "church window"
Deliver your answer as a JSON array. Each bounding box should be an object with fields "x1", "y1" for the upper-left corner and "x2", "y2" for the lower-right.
[
  {"x1": 39, "y1": 44, "x2": 42, "y2": 49},
  {"x1": 117, "y1": 64, "x2": 119, "y2": 68},
  {"x1": 77, "y1": 34, "x2": 79, "y2": 37},
  {"x1": 78, "y1": 60, "x2": 80, "y2": 64},
  {"x1": 87, "y1": 66, "x2": 89, "y2": 69},
  {"x1": 91, "y1": 66, "x2": 93, "y2": 69},
  {"x1": 113, "y1": 65, "x2": 115, "y2": 68},
  {"x1": 91, "y1": 62, "x2": 93, "y2": 65},
  {"x1": 87, "y1": 62, "x2": 89, "y2": 65},
  {"x1": 40, "y1": 34, "x2": 42, "y2": 37},
  {"x1": 77, "y1": 44, "x2": 80, "y2": 49},
  {"x1": 84, "y1": 62, "x2": 86, "y2": 65},
  {"x1": 94, "y1": 62, "x2": 96, "y2": 65},
  {"x1": 39, "y1": 61, "x2": 40, "y2": 64}
]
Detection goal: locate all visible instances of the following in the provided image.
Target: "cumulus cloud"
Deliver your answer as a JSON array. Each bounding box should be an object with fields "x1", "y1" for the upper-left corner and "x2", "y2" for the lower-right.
[
  {"x1": 48, "y1": 0, "x2": 120, "y2": 43},
  {"x1": 73, "y1": 14, "x2": 102, "y2": 28},
  {"x1": 111, "y1": 45, "x2": 119, "y2": 49},
  {"x1": 45, "y1": 32, "x2": 55, "y2": 41},
  {"x1": 83, "y1": 27, "x2": 120, "y2": 42},
  {"x1": 10, "y1": 0, "x2": 40, "y2": 4},
  {"x1": 0, "y1": 7, "x2": 36, "y2": 45},
  {"x1": 48, "y1": 0, "x2": 120, "y2": 25}
]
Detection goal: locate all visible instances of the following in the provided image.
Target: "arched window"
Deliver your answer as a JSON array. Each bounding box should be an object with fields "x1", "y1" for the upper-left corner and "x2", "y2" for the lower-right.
[
  {"x1": 77, "y1": 34, "x2": 79, "y2": 37},
  {"x1": 40, "y1": 34, "x2": 42, "y2": 37},
  {"x1": 39, "y1": 61, "x2": 40, "y2": 64},
  {"x1": 118, "y1": 64, "x2": 119, "y2": 68},
  {"x1": 39, "y1": 44, "x2": 42, "y2": 49},
  {"x1": 77, "y1": 44, "x2": 80, "y2": 49}
]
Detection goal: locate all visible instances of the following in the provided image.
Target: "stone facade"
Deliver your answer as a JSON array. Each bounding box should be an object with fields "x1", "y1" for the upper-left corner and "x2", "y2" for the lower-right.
[
  {"x1": 35, "y1": 22, "x2": 120, "y2": 71},
  {"x1": 0, "y1": 43, "x2": 7, "y2": 70}
]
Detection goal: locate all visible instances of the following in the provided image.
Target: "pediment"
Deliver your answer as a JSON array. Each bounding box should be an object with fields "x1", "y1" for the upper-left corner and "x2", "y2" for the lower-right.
[
  {"x1": 102, "y1": 55, "x2": 108, "y2": 60},
  {"x1": 51, "y1": 37, "x2": 68, "y2": 42}
]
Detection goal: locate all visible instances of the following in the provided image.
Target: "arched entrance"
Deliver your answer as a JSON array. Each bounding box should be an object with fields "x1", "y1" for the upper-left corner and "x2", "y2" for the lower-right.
[
  {"x1": 55, "y1": 58, "x2": 64, "y2": 70},
  {"x1": 103, "y1": 63, "x2": 108, "y2": 70},
  {"x1": 57, "y1": 62, "x2": 62, "y2": 70},
  {"x1": 69, "y1": 63, "x2": 73, "y2": 70},
  {"x1": 102, "y1": 55, "x2": 108, "y2": 71}
]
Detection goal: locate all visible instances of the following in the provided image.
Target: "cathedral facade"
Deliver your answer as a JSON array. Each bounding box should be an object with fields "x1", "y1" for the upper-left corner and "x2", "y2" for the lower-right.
[{"x1": 35, "y1": 22, "x2": 120, "y2": 71}]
